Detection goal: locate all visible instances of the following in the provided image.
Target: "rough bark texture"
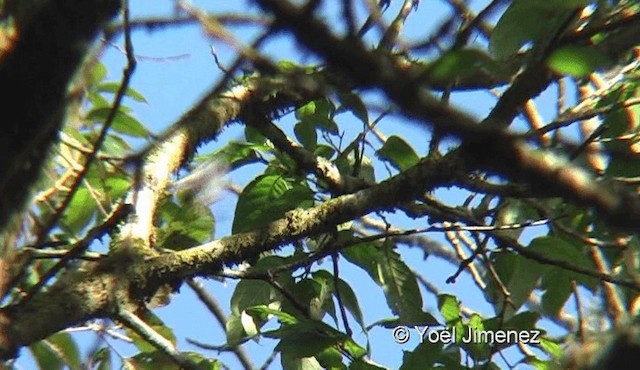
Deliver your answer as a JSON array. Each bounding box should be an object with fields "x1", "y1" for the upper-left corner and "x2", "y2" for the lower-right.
[{"x1": 0, "y1": 0, "x2": 120, "y2": 232}]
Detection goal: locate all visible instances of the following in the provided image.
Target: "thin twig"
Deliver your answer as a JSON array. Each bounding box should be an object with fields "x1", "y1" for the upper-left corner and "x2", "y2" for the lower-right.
[
  {"x1": 15, "y1": 202, "x2": 130, "y2": 304},
  {"x1": 331, "y1": 252, "x2": 352, "y2": 336},
  {"x1": 116, "y1": 309, "x2": 200, "y2": 370},
  {"x1": 35, "y1": 1, "x2": 137, "y2": 246},
  {"x1": 187, "y1": 279, "x2": 255, "y2": 370}
]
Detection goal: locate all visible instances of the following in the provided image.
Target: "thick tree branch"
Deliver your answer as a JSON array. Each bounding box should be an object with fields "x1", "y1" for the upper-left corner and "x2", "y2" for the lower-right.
[
  {"x1": 256, "y1": 0, "x2": 640, "y2": 230},
  {"x1": 0, "y1": 151, "x2": 456, "y2": 359},
  {"x1": 0, "y1": 0, "x2": 121, "y2": 232},
  {"x1": 0, "y1": 71, "x2": 322, "y2": 359}
]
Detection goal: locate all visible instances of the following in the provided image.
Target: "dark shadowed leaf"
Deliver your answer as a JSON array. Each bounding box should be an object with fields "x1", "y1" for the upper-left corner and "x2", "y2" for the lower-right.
[
  {"x1": 294, "y1": 120, "x2": 318, "y2": 151},
  {"x1": 342, "y1": 241, "x2": 434, "y2": 325},
  {"x1": 232, "y1": 174, "x2": 313, "y2": 233},
  {"x1": 376, "y1": 136, "x2": 419, "y2": 171},
  {"x1": 400, "y1": 341, "x2": 443, "y2": 370},
  {"x1": 490, "y1": 0, "x2": 588, "y2": 59}
]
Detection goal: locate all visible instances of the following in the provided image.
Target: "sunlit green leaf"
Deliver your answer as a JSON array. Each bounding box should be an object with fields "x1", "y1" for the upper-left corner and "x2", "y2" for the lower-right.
[
  {"x1": 125, "y1": 311, "x2": 176, "y2": 353},
  {"x1": 211, "y1": 141, "x2": 265, "y2": 170},
  {"x1": 547, "y1": 45, "x2": 611, "y2": 77},
  {"x1": 296, "y1": 99, "x2": 338, "y2": 134},
  {"x1": 156, "y1": 197, "x2": 215, "y2": 250},
  {"x1": 231, "y1": 280, "x2": 275, "y2": 315},
  {"x1": 226, "y1": 313, "x2": 249, "y2": 347},
  {"x1": 30, "y1": 333, "x2": 81, "y2": 370},
  {"x1": 97, "y1": 82, "x2": 148, "y2": 103},
  {"x1": 315, "y1": 346, "x2": 344, "y2": 369},
  {"x1": 247, "y1": 305, "x2": 299, "y2": 325},
  {"x1": 281, "y1": 353, "x2": 324, "y2": 370},
  {"x1": 90, "y1": 62, "x2": 108, "y2": 85},
  {"x1": 87, "y1": 107, "x2": 150, "y2": 138},
  {"x1": 61, "y1": 186, "x2": 95, "y2": 232},
  {"x1": 438, "y1": 294, "x2": 461, "y2": 325}
]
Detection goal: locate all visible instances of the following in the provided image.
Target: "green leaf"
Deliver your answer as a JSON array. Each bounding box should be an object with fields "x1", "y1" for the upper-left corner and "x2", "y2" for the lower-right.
[
  {"x1": 269, "y1": 319, "x2": 366, "y2": 362},
  {"x1": 126, "y1": 351, "x2": 178, "y2": 370},
  {"x1": 102, "y1": 133, "x2": 132, "y2": 156},
  {"x1": 104, "y1": 176, "x2": 130, "y2": 200},
  {"x1": 490, "y1": 0, "x2": 588, "y2": 59},
  {"x1": 61, "y1": 186, "x2": 95, "y2": 232},
  {"x1": 336, "y1": 91, "x2": 369, "y2": 125},
  {"x1": 313, "y1": 270, "x2": 367, "y2": 333},
  {"x1": 231, "y1": 280, "x2": 275, "y2": 315},
  {"x1": 156, "y1": 198, "x2": 215, "y2": 250},
  {"x1": 342, "y1": 241, "x2": 433, "y2": 325},
  {"x1": 226, "y1": 313, "x2": 250, "y2": 346},
  {"x1": 296, "y1": 99, "x2": 338, "y2": 134},
  {"x1": 547, "y1": 45, "x2": 611, "y2": 77},
  {"x1": 274, "y1": 324, "x2": 343, "y2": 358},
  {"x1": 281, "y1": 353, "x2": 324, "y2": 370},
  {"x1": 30, "y1": 333, "x2": 81, "y2": 370},
  {"x1": 125, "y1": 311, "x2": 176, "y2": 353},
  {"x1": 248, "y1": 305, "x2": 299, "y2": 326},
  {"x1": 528, "y1": 236, "x2": 598, "y2": 288},
  {"x1": 463, "y1": 313, "x2": 491, "y2": 360},
  {"x1": 438, "y1": 294, "x2": 461, "y2": 325},
  {"x1": 539, "y1": 337, "x2": 563, "y2": 359},
  {"x1": 494, "y1": 198, "x2": 539, "y2": 240},
  {"x1": 92, "y1": 347, "x2": 112, "y2": 370},
  {"x1": 400, "y1": 340, "x2": 443, "y2": 370},
  {"x1": 484, "y1": 311, "x2": 540, "y2": 332},
  {"x1": 376, "y1": 136, "x2": 420, "y2": 171},
  {"x1": 540, "y1": 269, "x2": 572, "y2": 315},
  {"x1": 97, "y1": 81, "x2": 148, "y2": 103},
  {"x1": 232, "y1": 174, "x2": 314, "y2": 233},
  {"x1": 425, "y1": 49, "x2": 505, "y2": 85},
  {"x1": 315, "y1": 346, "x2": 345, "y2": 369},
  {"x1": 213, "y1": 141, "x2": 264, "y2": 170},
  {"x1": 89, "y1": 62, "x2": 108, "y2": 85},
  {"x1": 87, "y1": 107, "x2": 150, "y2": 138},
  {"x1": 489, "y1": 251, "x2": 542, "y2": 315},
  {"x1": 294, "y1": 120, "x2": 318, "y2": 151},
  {"x1": 350, "y1": 358, "x2": 386, "y2": 369}
]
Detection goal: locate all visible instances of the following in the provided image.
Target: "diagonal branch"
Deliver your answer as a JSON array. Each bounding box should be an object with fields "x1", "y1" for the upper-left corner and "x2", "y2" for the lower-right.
[{"x1": 256, "y1": 0, "x2": 640, "y2": 230}]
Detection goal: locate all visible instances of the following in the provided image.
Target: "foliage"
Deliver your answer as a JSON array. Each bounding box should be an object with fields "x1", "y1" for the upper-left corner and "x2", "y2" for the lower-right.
[{"x1": 2, "y1": 0, "x2": 640, "y2": 369}]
